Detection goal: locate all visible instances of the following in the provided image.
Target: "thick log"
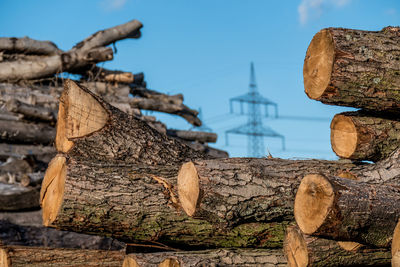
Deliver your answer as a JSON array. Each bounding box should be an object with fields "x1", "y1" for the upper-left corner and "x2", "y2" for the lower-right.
[
  {"x1": 5, "y1": 99, "x2": 56, "y2": 122},
  {"x1": 55, "y1": 80, "x2": 209, "y2": 164},
  {"x1": 0, "y1": 120, "x2": 55, "y2": 145},
  {"x1": 393, "y1": 221, "x2": 400, "y2": 267},
  {"x1": 0, "y1": 37, "x2": 61, "y2": 55},
  {"x1": 40, "y1": 155, "x2": 289, "y2": 249},
  {"x1": 124, "y1": 249, "x2": 287, "y2": 267},
  {"x1": 167, "y1": 129, "x2": 217, "y2": 143},
  {"x1": 304, "y1": 27, "x2": 400, "y2": 112},
  {"x1": 331, "y1": 111, "x2": 400, "y2": 161},
  {"x1": 0, "y1": 245, "x2": 124, "y2": 267},
  {"x1": 294, "y1": 174, "x2": 400, "y2": 247},
  {"x1": 284, "y1": 225, "x2": 391, "y2": 267}
]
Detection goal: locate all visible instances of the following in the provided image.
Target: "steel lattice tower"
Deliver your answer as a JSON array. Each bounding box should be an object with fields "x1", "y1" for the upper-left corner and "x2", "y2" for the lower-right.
[{"x1": 226, "y1": 62, "x2": 285, "y2": 157}]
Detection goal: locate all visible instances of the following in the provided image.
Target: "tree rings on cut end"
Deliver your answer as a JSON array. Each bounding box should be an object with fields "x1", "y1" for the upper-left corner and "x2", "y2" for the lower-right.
[
  {"x1": 303, "y1": 29, "x2": 335, "y2": 100},
  {"x1": 159, "y1": 258, "x2": 180, "y2": 267},
  {"x1": 122, "y1": 256, "x2": 139, "y2": 267},
  {"x1": 40, "y1": 155, "x2": 67, "y2": 227},
  {"x1": 0, "y1": 248, "x2": 10, "y2": 267},
  {"x1": 177, "y1": 162, "x2": 200, "y2": 217},
  {"x1": 294, "y1": 174, "x2": 334, "y2": 234},
  {"x1": 284, "y1": 226, "x2": 309, "y2": 267},
  {"x1": 392, "y1": 220, "x2": 400, "y2": 267},
  {"x1": 330, "y1": 115, "x2": 357, "y2": 158}
]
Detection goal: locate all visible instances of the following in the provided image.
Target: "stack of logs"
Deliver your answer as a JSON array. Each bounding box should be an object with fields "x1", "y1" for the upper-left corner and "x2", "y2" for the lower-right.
[{"x1": 2, "y1": 24, "x2": 400, "y2": 267}]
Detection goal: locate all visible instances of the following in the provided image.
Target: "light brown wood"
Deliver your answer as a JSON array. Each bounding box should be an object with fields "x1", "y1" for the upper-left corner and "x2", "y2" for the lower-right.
[
  {"x1": 393, "y1": 220, "x2": 400, "y2": 267},
  {"x1": 337, "y1": 241, "x2": 363, "y2": 251},
  {"x1": 159, "y1": 258, "x2": 180, "y2": 267},
  {"x1": 303, "y1": 29, "x2": 334, "y2": 99},
  {"x1": 293, "y1": 174, "x2": 334, "y2": 234},
  {"x1": 123, "y1": 256, "x2": 139, "y2": 267},
  {"x1": 330, "y1": 114, "x2": 357, "y2": 158},
  {"x1": 177, "y1": 162, "x2": 199, "y2": 216},
  {"x1": 284, "y1": 226, "x2": 308, "y2": 267},
  {"x1": 0, "y1": 248, "x2": 9, "y2": 267}
]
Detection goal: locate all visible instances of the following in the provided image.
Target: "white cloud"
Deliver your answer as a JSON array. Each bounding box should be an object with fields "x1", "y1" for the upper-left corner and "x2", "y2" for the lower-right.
[
  {"x1": 100, "y1": 0, "x2": 127, "y2": 11},
  {"x1": 298, "y1": 0, "x2": 351, "y2": 25}
]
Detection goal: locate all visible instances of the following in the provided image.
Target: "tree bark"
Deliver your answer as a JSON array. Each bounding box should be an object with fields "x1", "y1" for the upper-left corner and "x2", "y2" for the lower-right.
[
  {"x1": 40, "y1": 155, "x2": 289, "y2": 249},
  {"x1": 0, "y1": 245, "x2": 124, "y2": 267},
  {"x1": 5, "y1": 99, "x2": 56, "y2": 122},
  {"x1": 331, "y1": 111, "x2": 400, "y2": 161},
  {"x1": 55, "y1": 80, "x2": 210, "y2": 165},
  {"x1": 124, "y1": 249, "x2": 287, "y2": 267},
  {"x1": 0, "y1": 120, "x2": 55, "y2": 145},
  {"x1": 183, "y1": 141, "x2": 229, "y2": 158},
  {"x1": 130, "y1": 85, "x2": 183, "y2": 106},
  {"x1": 303, "y1": 27, "x2": 400, "y2": 112},
  {"x1": 0, "y1": 37, "x2": 61, "y2": 55},
  {"x1": 284, "y1": 225, "x2": 391, "y2": 267},
  {"x1": 294, "y1": 173, "x2": 400, "y2": 248},
  {"x1": 0, "y1": 144, "x2": 55, "y2": 163},
  {"x1": 167, "y1": 129, "x2": 217, "y2": 143}
]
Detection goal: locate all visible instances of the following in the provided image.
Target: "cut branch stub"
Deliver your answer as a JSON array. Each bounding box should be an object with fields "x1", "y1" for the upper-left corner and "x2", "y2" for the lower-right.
[{"x1": 177, "y1": 162, "x2": 199, "y2": 217}]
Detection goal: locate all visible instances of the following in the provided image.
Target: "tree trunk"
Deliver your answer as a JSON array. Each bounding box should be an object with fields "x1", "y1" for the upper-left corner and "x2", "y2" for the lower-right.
[
  {"x1": 0, "y1": 37, "x2": 61, "y2": 55},
  {"x1": 0, "y1": 245, "x2": 124, "y2": 267},
  {"x1": 166, "y1": 129, "x2": 217, "y2": 143},
  {"x1": 331, "y1": 111, "x2": 400, "y2": 161},
  {"x1": 294, "y1": 174, "x2": 400, "y2": 247},
  {"x1": 0, "y1": 120, "x2": 55, "y2": 145},
  {"x1": 55, "y1": 80, "x2": 210, "y2": 165},
  {"x1": 303, "y1": 27, "x2": 400, "y2": 112},
  {"x1": 124, "y1": 249, "x2": 287, "y2": 267},
  {"x1": 284, "y1": 225, "x2": 391, "y2": 267},
  {"x1": 40, "y1": 155, "x2": 289, "y2": 249}
]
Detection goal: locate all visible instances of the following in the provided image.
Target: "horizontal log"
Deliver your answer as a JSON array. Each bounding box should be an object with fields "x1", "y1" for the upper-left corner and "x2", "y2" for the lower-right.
[
  {"x1": 80, "y1": 66, "x2": 144, "y2": 84},
  {"x1": 304, "y1": 26, "x2": 400, "y2": 112},
  {"x1": 5, "y1": 99, "x2": 56, "y2": 122},
  {"x1": 56, "y1": 80, "x2": 209, "y2": 164},
  {"x1": 0, "y1": 120, "x2": 55, "y2": 145},
  {"x1": 184, "y1": 141, "x2": 229, "y2": 158},
  {"x1": 294, "y1": 173, "x2": 400, "y2": 247},
  {"x1": 0, "y1": 183, "x2": 40, "y2": 211},
  {"x1": 284, "y1": 225, "x2": 391, "y2": 267},
  {"x1": 40, "y1": 155, "x2": 289, "y2": 249},
  {"x1": 130, "y1": 85, "x2": 183, "y2": 106},
  {"x1": 167, "y1": 129, "x2": 217, "y2": 143},
  {"x1": 0, "y1": 143, "x2": 55, "y2": 163},
  {"x1": 0, "y1": 245, "x2": 124, "y2": 266},
  {"x1": 0, "y1": 37, "x2": 61, "y2": 55},
  {"x1": 125, "y1": 249, "x2": 287, "y2": 267}
]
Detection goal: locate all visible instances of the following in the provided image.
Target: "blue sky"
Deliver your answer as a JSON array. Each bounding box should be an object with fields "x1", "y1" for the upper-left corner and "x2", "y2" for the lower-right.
[{"x1": 1, "y1": 0, "x2": 399, "y2": 159}]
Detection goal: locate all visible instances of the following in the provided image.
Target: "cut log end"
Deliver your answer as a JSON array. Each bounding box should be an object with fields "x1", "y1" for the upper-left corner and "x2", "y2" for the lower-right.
[
  {"x1": 337, "y1": 241, "x2": 363, "y2": 251},
  {"x1": 303, "y1": 29, "x2": 334, "y2": 100},
  {"x1": 330, "y1": 115, "x2": 357, "y2": 158},
  {"x1": 283, "y1": 226, "x2": 309, "y2": 267},
  {"x1": 177, "y1": 162, "x2": 199, "y2": 217},
  {"x1": 123, "y1": 256, "x2": 139, "y2": 267},
  {"x1": 294, "y1": 174, "x2": 334, "y2": 234},
  {"x1": 0, "y1": 248, "x2": 9, "y2": 267},
  {"x1": 40, "y1": 155, "x2": 66, "y2": 227},
  {"x1": 159, "y1": 258, "x2": 180, "y2": 267},
  {"x1": 392, "y1": 220, "x2": 400, "y2": 266},
  {"x1": 55, "y1": 80, "x2": 109, "y2": 152}
]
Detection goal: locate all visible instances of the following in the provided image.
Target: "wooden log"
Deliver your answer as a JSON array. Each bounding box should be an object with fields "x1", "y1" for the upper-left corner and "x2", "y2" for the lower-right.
[
  {"x1": 5, "y1": 99, "x2": 56, "y2": 122},
  {"x1": 294, "y1": 173, "x2": 400, "y2": 247},
  {"x1": 0, "y1": 120, "x2": 55, "y2": 145},
  {"x1": 130, "y1": 85, "x2": 183, "y2": 106},
  {"x1": 284, "y1": 225, "x2": 391, "y2": 267},
  {"x1": 0, "y1": 144, "x2": 55, "y2": 163},
  {"x1": 80, "y1": 66, "x2": 144, "y2": 84},
  {"x1": 0, "y1": 37, "x2": 61, "y2": 55},
  {"x1": 393, "y1": 221, "x2": 400, "y2": 267},
  {"x1": 40, "y1": 154, "x2": 289, "y2": 249},
  {"x1": 166, "y1": 129, "x2": 217, "y2": 143},
  {"x1": 0, "y1": 183, "x2": 40, "y2": 211},
  {"x1": 331, "y1": 111, "x2": 400, "y2": 161},
  {"x1": 55, "y1": 80, "x2": 209, "y2": 164},
  {"x1": 0, "y1": 245, "x2": 124, "y2": 267},
  {"x1": 124, "y1": 249, "x2": 287, "y2": 267},
  {"x1": 183, "y1": 141, "x2": 229, "y2": 158},
  {"x1": 304, "y1": 26, "x2": 400, "y2": 112}
]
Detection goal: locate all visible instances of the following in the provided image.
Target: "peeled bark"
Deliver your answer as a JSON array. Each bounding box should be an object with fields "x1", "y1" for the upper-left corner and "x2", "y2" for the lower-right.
[
  {"x1": 55, "y1": 80, "x2": 209, "y2": 165},
  {"x1": 294, "y1": 174, "x2": 400, "y2": 247},
  {"x1": 124, "y1": 249, "x2": 287, "y2": 267},
  {"x1": 284, "y1": 225, "x2": 391, "y2": 267},
  {"x1": 304, "y1": 27, "x2": 400, "y2": 112},
  {"x1": 40, "y1": 155, "x2": 289, "y2": 249},
  {"x1": 0, "y1": 245, "x2": 124, "y2": 267},
  {"x1": 0, "y1": 120, "x2": 55, "y2": 145},
  {"x1": 331, "y1": 111, "x2": 400, "y2": 161},
  {"x1": 167, "y1": 129, "x2": 217, "y2": 143},
  {"x1": 0, "y1": 37, "x2": 61, "y2": 55}
]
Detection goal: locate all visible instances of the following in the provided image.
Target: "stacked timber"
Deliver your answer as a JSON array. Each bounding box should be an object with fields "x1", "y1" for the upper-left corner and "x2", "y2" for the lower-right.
[{"x1": 286, "y1": 26, "x2": 400, "y2": 267}]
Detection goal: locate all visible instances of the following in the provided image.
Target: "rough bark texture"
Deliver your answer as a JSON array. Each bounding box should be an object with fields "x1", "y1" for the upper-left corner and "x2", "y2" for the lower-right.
[
  {"x1": 294, "y1": 174, "x2": 400, "y2": 248},
  {"x1": 58, "y1": 81, "x2": 210, "y2": 165},
  {"x1": 183, "y1": 141, "x2": 229, "y2": 159},
  {"x1": 125, "y1": 249, "x2": 287, "y2": 267},
  {"x1": 331, "y1": 111, "x2": 400, "y2": 161},
  {"x1": 166, "y1": 129, "x2": 217, "y2": 143},
  {"x1": 0, "y1": 37, "x2": 61, "y2": 55},
  {"x1": 0, "y1": 120, "x2": 55, "y2": 144},
  {"x1": 304, "y1": 27, "x2": 400, "y2": 112},
  {"x1": 0, "y1": 245, "x2": 124, "y2": 267},
  {"x1": 284, "y1": 225, "x2": 391, "y2": 267},
  {"x1": 41, "y1": 155, "x2": 289, "y2": 249}
]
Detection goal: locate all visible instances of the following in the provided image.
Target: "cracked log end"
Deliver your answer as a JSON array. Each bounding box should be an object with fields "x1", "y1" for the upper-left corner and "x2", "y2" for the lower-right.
[
  {"x1": 303, "y1": 29, "x2": 334, "y2": 100},
  {"x1": 330, "y1": 115, "x2": 357, "y2": 158},
  {"x1": 40, "y1": 155, "x2": 66, "y2": 227},
  {"x1": 337, "y1": 241, "x2": 363, "y2": 251},
  {"x1": 55, "y1": 80, "x2": 109, "y2": 153},
  {"x1": 177, "y1": 162, "x2": 199, "y2": 217},
  {"x1": 294, "y1": 174, "x2": 334, "y2": 234},
  {"x1": 283, "y1": 226, "x2": 308, "y2": 267},
  {"x1": 0, "y1": 248, "x2": 10, "y2": 267},
  {"x1": 393, "y1": 220, "x2": 400, "y2": 267},
  {"x1": 122, "y1": 256, "x2": 139, "y2": 267}
]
